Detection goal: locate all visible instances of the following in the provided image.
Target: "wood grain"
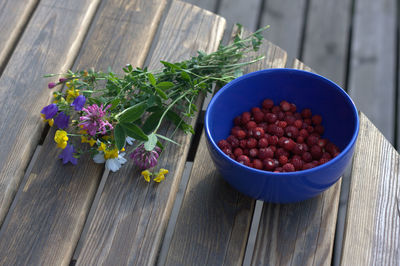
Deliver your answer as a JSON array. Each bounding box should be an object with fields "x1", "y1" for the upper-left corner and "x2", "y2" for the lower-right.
[
  {"x1": 165, "y1": 33, "x2": 287, "y2": 265},
  {"x1": 301, "y1": 0, "x2": 352, "y2": 87},
  {"x1": 348, "y1": 0, "x2": 397, "y2": 143},
  {"x1": 259, "y1": 0, "x2": 307, "y2": 60},
  {"x1": 0, "y1": 0, "x2": 39, "y2": 72},
  {"x1": 0, "y1": 0, "x2": 101, "y2": 228},
  {"x1": 250, "y1": 60, "x2": 342, "y2": 266},
  {"x1": 0, "y1": 0, "x2": 166, "y2": 265},
  {"x1": 75, "y1": 2, "x2": 226, "y2": 265},
  {"x1": 219, "y1": 0, "x2": 262, "y2": 31},
  {"x1": 341, "y1": 113, "x2": 400, "y2": 265}
]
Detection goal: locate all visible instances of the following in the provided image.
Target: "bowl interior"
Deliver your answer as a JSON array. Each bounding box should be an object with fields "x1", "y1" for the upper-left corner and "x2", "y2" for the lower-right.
[{"x1": 206, "y1": 69, "x2": 358, "y2": 152}]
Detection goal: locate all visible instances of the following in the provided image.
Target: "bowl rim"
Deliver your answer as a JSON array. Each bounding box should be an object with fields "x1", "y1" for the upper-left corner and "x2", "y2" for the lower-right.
[{"x1": 204, "y1": 68, "x2": 360, "y2": 176}]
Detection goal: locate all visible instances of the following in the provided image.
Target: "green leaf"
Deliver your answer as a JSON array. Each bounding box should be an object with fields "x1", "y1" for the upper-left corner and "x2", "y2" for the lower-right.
[
  {"x1": 146, "y1": 95, "x2": 162, "y2": 107},
  {"x1": 114, "y1": 124, "x2": 126, "y2": 150},
  {"x1": 121, "y1": 122, "x2": 148, "y2": 141},
  {"x1": 181, "y1": 71, "x2": 191, "y2": 82},
  {"x1": 144, "y1": 133, "x2": 158, "y2": 151},
  {"x1": 142, "y1": 111, "x2": 163, "y2": 134},
  {"x1": 156, "y1": 140, "x2": 164, "y2": 150},
  {"x1": 160, "y1": 61, "x2": 180, "y2": 71},
  {"x1": 117, "y1": 102, "x2": 146, "y2": 123},
  {"x1": 154, "y1": 87, "x2": 168, "y2": 100},
  {"x1": 148, "y1": 73, "x2": 156, "y2": 86},
  {"x1": 156, "y1": 134, "x2": 180, "y2": 146},
  {"x1": 109, "y1": 98, "x2": 120, "y2": 110},
  {"x1": 156, "y1": 81, "x2": 174, "y2": 90}
]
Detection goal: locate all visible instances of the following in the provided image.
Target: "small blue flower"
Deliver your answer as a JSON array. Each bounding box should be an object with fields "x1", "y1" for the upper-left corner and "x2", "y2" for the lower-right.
[
  {"x1": 59, "y1": 144, "x2": 77, "y2": 165},
  {"x1": 40, "y1": 104, "x2": 58, "y2": 119},
  {"x1": 71, "y1": 95, "x2": 86, "y2": 111},
  {"x1": 54, "y1": 112, "x2": 70, "y2": 129}
]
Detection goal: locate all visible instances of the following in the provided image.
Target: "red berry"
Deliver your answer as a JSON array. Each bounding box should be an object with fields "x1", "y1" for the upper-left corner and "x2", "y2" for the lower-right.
[
  {"x1": 294, "y1": 119, "x2": 303, "y2": 129},
  {"x1": 218, "y1": 139, "x2": 231, "y2": 150},
  {"x1": 319, "y1": 158, "x2": 330, "y2": 165},
  {"x1": 317, "y1": 138, "x2": 328, "y2": 148},
  {"x1": 234, "y1": 116, "x2": 241, "y2": 126},
  {"x1": 237, "y1": 155, "x2": 250, "y2": 165},
  {"x1": 239, "y1": 139, "x2": 247, "y2": 148},
  {"x1": 277, "y1": 120, "x2": 287, "y2": 128},
  {"x1": 279, "y1": 155, "x2": 288, "y2": 165},
  {"x1": 252, "y1": 127, "x2": 265, "y2": 139},
  {"x1": 296, "y1": 136, "x2": 305, "y2": 143},
  {"x1": 258, "y1": 138, "x2": 269, "y2": 148},
  {"x1": 312, "y1": 115, "x2": 322, "y2": 125},
  {"x1": 234, "y1": 147, "x2": 243, "y2": 157},
  {"x1": 293, "y1": 143, "x2": 306, "y2": 155},
  {"x1": 231, "y1": 126, "x2": 241, "y2": 136},
  {"x1": 285, "y1": 125, "x2": 299, "y2": 138},
  {"x1": 276, "y1": 148, "x2": 289, "y2": 158},
  {"x1": 290, "y1": 103, "x2": 297, "y2": 112},
  {"x1": 249, "y1": 148, "x2": 259, "y2": 158},
  {"x1": 241, "y1": 112, "x2": 251, "y2": 125},
  {"x1": 291, "y1": 157, "x2": 304, "y2": 170},
  {"x1": 307, "y1": 134, "x2": 319, "y2": 146},
  {"x1": 253, "y1": 111, "x2": 264, "y2": 123},
  {"x1": 227, "y1": 135, "x2": 239, "y2": 148},
  {"x1": 243, "y1": 148, "x2": 249, "y2": 155},
  {"x1": 265, "y1": 113, "x2": 277, "y2": 123},
  {"x1": 303, "y1": 163, "x2": 314, "y2": 170},
  {"x1": 283, "y1": 163, "x2": 295, "y2": 172},
  {"x1": 253, "y1": 159, "x2": 263, "y2": 170},
  {"x1": 280, "y1": 100, "x2": 291, "y2": 112},
  {"x1": 235, "y1": 129, "x2": 247, "y2": 139},
  {"x1": 294, "y1": 112, "x2": 302, "y2": 120},
  {"x1": 246, "y1": 138, "x2": 257, "y2": 149},
  {"x1": 259, "y1": 147, "x2": 274, "y2": 159},
  {"x1": 263, "y1": 158, "x2": 276, "y2": 171},
  {"x1": 222, "y1": 148, "x2": 233, "y2": 157},
  {"x1": 299, "y1": 129, "x2": 309, "y2": 138},
  {"x1": 282, "y1": 138, "x2": 296, "y2": 151},
  {"x1": 302, "y1": 152, "x2": 313, "y2": 163},
  {"x1": 301, "y1": 108, "x2": 312, "y2": 118},
  {"x1": 274, "y1": 126, "x2": 284, "y2": 137},
  {"x1": 315, "y1": 124, "x2": 324, "y2": 135},
  {"x1": 246, "y1": 121, "x2": 257, "y2": 130},
  {"x1": 262, "y1": 99, "x2": 274, "y2": 109},
  {"x1": 310, "y1": 145, "x2": 323, "y2": 160},
  {"x1": 285, "y1": 115, "x2": 296, "y2": 125},
  {"x1": 307, "y1": 125, "x2": 315, "y2": 134},
  {"x1": 268, "y1": 135, "x2": 278, "y2": 146},
  {"x1": 251, "y1": 107, "x2": 262, "y2": 114},
  {"x1": 321, "y1": 152, "x2": 332, "y2": 160}
]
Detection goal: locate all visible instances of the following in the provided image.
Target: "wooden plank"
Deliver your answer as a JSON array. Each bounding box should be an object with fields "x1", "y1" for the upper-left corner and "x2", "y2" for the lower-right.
[
  {"x1": 184, "y1": 0, "x2": 217, "y2": 12},
  {"x1": 250, "y1": 59, "x2": 341, "y2": 266},
  {"x1": 341, "y1": 113, "x2": 400, "y2": 265},
  {"x1": 0, "y1": 0, "x2": 166, "y2": 265},
  {"x1": 259, "y1": 0, "x2": 307, "y2": 60},
  {"x1": 301, "y1": 0, "x2": 352, "y2": 87},
  {"x1": 0, "y1": 0, "x2": 101, "y2": 228},
  {"x1": 348, "y1": 0, "x2": 397, "y2": 143},
  {"x1": 0, "y1": 0, "x2": 39, "y2": 72},
  {"x1": 219, "y1": 0, "x2": 262, "y2": 31},
  {"x1": 165, "y1": 34, "x2": 287, "y2": 265},
  {"x1": 75, "y1": 2, "x2": 226, "y2": 265}
]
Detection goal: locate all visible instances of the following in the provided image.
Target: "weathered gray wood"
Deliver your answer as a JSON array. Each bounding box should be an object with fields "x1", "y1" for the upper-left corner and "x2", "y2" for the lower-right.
[
  {"x1": 165, "y1": 34, "x2": 287, "y2": 265},
  {"x1": 0, "y1": 0, "x2": 102, "y2": 228},
  {"x1": 0, "y1": 0, "x2": 166, "y2": 264},
  {"x1": 341, "y1": 113, "x2": 400, "y2": 265},
  {"x1": 259, "y1": 0, "x2": 307, "y2": 60},
  {"x1": 251, "y1": 59, "x2": 341, "y2": 266},
  {"x1": 219, "y1": 0, "x2": 262, "y2": 31},
  {"x1": 348, "y1": 0, "x2": 397, "y2": 143},
  {"x1": 75, "y1": 2, "x2": 226, "y2": 265},
  {"x1": 301, "y1": 0, "x2": 352, "y2": 87},
  {"x1": 0, "y1": 0, "x2": 39, "y2": 72},
  {"x1": 184, "y1": 0, "x2": 217, "y2": 12}
]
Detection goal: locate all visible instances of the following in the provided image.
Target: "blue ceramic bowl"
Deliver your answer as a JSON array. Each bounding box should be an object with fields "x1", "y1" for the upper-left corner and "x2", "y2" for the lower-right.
[{"x1": 204, "y1": 68, "x2": 359, "y2": 203}]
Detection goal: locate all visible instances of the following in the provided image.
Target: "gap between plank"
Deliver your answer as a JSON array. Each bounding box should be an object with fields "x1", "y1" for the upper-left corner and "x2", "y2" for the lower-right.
[
  {"x1": 0, "y1": 145, "x2": 42, "y2": 232},
  {"x1": 242, "y1": 199, "x2": 263, "y2": 266},
  {"x1": 156, "y1": 161, "x2": 194, "y2": 266},
  {"x1": 394, "y1": 0, "x2": 400, "y2": 150},
  {"x1": 343, "y1": 0, "x2": 356, "y2": 93}
]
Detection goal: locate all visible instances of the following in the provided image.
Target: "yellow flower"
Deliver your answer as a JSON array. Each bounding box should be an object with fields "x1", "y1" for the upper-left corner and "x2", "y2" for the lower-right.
[
  {"x1": 120, "y1": 147, "x2": 125, "y2": 152},
  {"x1": 141, "y1": 170, "x2": 152, "y2": 182},
  {"x1": 153, "y1": 168, "x2": 168, "y2": 183},
  {"x1": 40, "y1": 114, "x2": 54, "y2": 127},
  {"x1": 104, "y1": 148, "x2": 118, "y2": 159},
  {"x1": 66, "y1": 88, "x2": 80, "y2": 103},
  {"x1": 98, "y1": 142, "x2": 106, "y2": 152},
  {"x1": 54, "y1": 130, "x2": 68, "y2": 149},
  {"x1": 81, "y1": 136, "x2": 97, "y2": 146}
]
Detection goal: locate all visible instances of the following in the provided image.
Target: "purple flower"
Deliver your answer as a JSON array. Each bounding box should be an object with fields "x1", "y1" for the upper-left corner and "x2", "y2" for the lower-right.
[
  {"x1": 130, "y1": 144, "x2": 161, "y2": 169},
  {"x1": 54, "y1": 112, "x2": 70, "y2": 129},
  {"x1": 48, "y1": 82, "x2": 57, "y2": 89},
  {"x1": 59, "y1": 78, "x2": 67, "y2": 83},
  {"x1": 40, "y1": 103, "x2": 58, "y2": 119},
  {"x1": 59, "y1": 144, "x2": 77, "y2": 165},
  {"x1": 79, "y1": 104, "x2": 113, "y2": 136},
  {"x1": 71, "y1": 95, "x2": 86, "y2": 111}
]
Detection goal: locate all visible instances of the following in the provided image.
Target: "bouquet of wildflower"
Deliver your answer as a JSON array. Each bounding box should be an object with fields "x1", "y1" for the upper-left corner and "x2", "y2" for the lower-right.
[{"x1": 40, "y1": 25, "x2": 268, "y2": 182}]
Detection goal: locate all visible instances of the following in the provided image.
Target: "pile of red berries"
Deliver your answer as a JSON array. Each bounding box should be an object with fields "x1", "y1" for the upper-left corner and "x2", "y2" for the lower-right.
[{"x1": 217, "y1": 99, "x2": 340, "y2": 172}]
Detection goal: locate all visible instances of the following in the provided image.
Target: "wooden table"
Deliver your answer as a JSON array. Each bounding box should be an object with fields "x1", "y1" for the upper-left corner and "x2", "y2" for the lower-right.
[{"x1": 0, "y1": 0, "x2": 398, "y2": 265}]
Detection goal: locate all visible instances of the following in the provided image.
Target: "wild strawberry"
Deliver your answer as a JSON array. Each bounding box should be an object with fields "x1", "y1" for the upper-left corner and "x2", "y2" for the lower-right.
[
  {"x1": 307, "y1": 134, "x2": 319, "y2": 146},
  {"x1": 277, "y1": 120, "x2": 287, "y2": 128},
  {"x1": 271, "y1": 106, "x2": 281, "y2": 114},
  {"x1": 285, "y1": 115, "x2": 296, "y2": 125},
  {"x1": 265, "y1": 113, "x2": 277, "y2": 123},
  {"x1": 310, "y1": 145, "x2": 323, "y2": 160},
  {"x1": 249, "y1": 148, "x2": 258, "y2": 158},
  {"x1": 218, "y1": 139, "x2": 231, "y2": 150},
  {"x1": 263, "y1": 158, "x2": 276, "y2": 171},
  {"x1": 241, "y1": 112, "x2": 251, "y2": 125},
  {"x1": 291, "y1": 157, "x2": 304, "y2": 170},
  {"x1": 315, "y1": 124, "x2": 324, "y2": 135},
  {"x1": 253, "y1": 159, "x2": 263, "y2": 170},
  {"x1": 234, "y1": 147, "x2": 243, "y2": 157},
  {"x1": 317, "y1": 138, "x2": 328, "y2": 148},
  {"x1": 283, "y1": 163, "x2": 295, "y2": 172},
  {"x1": 294, "y1": 112, "x2": 302, "y2": 120},
  {"x1": 279, "y1": 155, "x2": 288, "y2": 165},
  {"x1": 253, "y1": 111, "x2": 264, "y2": 123},
  {"x1": 302, "y1": 152, "x2": 313, "y2": 163},
  {"x1": 277, "y1": 111, "x2": 285, "y2": 120},
  {"x1": 290, "y1": 103, "x2": 297, "y2": 112},
  {"x1": 294, "y1": 119, "x2": 303, "y2": 129},
  {"x1": 303, "y1": 163, "x2": 314, "y2": 170},
  {"x1": 251, "y1": 107, "x2": 262, "y2": 114},
  {"x1": 319, "y1": 158, "x2": 330, "y2": 165},
  {"x1": 312, "y1": 114, "x2": 322, "y2": 125},
  {"x1": 296, "y1": 136, "x2": 305, "y2": 143},
  {"x1": 246, "y1": 138, "x2": 257, "y2": 149},
  {"x1": 234, "y1": 116, "x2": 241, "y2": 126},
  {"x1": 285, "y1": 125, "x2": 299, "y2": 138},
  {"x1": 276, "y1": 148, "x2": 289, "y2": 158},
  {"x1": 222, "y1": 148, "x2": 233, "y2": 157},
  {"x1": 262, "y1": 99, "x2": 274, "y2": 109},
  {"x1": 293, "y1": 143, "x2": 306, "y2": 155},
  {"x1": 235, "y1": 129, "x2": 247, "y2": 139},
  {"x1": 259, "y1": 147, "x2": 274, "y2": 159},
  {"x1": 239, "y1": 139, "x2": 247, "y2": 148},
  {"x1": 299, "y1": 129, "x2": 309, "y2": 138},
  {"x1": 246, "y1": 121, "x2": 257, "y2": 130},
  {"x1": 301, "y1": 108, "x2": 312, "y2": 118},
  {"x1": 237, "y1": 155, "x2": 250, "y2": 165},
  {"x1": 268, "y1": 135, "x2": 279, "y2": 146},
  {"x1": 252, "y1": 127, "x2": 265, "y2": 139},
  {"x1": 227, "y1": 135, "x2": 239, "y2": 148},
  {"x1": 282, "y1": 138, "x2": 296, "y2": 151},
  {"x1": 258, "y1": 137, "x2": 269, "y2": 148},
  {"x1": 280, "y1": 100, "x2": 291, "y2": 112}
]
